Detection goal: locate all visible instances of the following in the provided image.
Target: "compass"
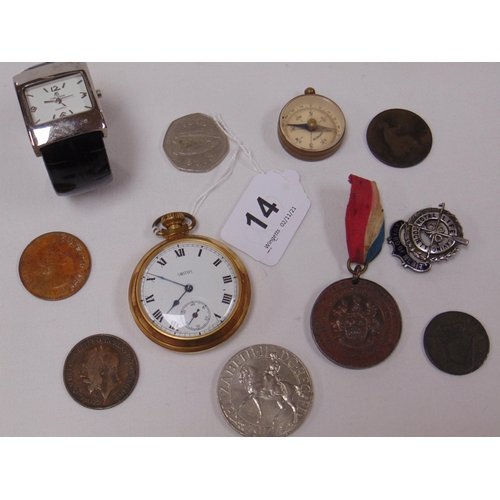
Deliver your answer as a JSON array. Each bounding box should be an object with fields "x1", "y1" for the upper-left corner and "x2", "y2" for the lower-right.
[
  {"x1": 388, "y1": 203, "x2": 469, "y2": 272},
  {"x1": 278, "y1": 87, "x2": 346, "y2": 161}
]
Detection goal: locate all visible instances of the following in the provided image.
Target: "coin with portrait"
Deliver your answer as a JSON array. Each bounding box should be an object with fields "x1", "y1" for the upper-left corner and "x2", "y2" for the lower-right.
[
  {"x1": 63, "y1": 334, "x2": 139, "y2": 409},
  {"x1": 19, "y1": 231, "x2": 91, "y2": 300},
  {"x1": 366, "y1": 108, "x2": 432, "y2": 168}
]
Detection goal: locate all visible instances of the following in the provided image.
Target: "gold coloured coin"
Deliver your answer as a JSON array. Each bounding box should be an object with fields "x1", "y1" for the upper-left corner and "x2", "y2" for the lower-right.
[{"x1": 19, "y1": 231, "x2": 91, "y2": 300}]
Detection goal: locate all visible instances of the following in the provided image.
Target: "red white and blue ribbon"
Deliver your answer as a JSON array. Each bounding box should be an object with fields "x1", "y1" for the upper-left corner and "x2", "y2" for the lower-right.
[{"x1": 345, "y1": 174, "x2": 385, "y2": 266}]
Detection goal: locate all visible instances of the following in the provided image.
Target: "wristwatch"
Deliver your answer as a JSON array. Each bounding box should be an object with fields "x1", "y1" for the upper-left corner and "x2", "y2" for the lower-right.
[{"x1": 13, "y1": 62, "x2": 112, "y2": 196}]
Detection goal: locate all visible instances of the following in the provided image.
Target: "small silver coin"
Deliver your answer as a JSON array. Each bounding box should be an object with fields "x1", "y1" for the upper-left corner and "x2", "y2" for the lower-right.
[
  {"x1": 163, "y1": 113, "x2": 229, "y2": 172},
  {"x1": 217, "y1": 344, "x2": 313, "y2": 437}
]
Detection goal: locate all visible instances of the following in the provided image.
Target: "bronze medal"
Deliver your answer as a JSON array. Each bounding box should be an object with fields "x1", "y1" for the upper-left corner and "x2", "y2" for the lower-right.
[
  {"x1": 63, "y1": 334, "x2": 139, "y2": 409},
  {"x1": 311, "y1": 278, "x2": 402, "y2": 369},
  {"x1": 19, "y1": 231, "x2": 91, "y2": 300},
  {"x1": 311, "y1": 175, "x2": 402, "y2": 369}
]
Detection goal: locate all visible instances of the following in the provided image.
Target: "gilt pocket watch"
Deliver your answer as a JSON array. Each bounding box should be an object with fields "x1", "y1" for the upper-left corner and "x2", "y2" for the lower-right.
[
  {"x1": 278, "y1": 87, "x2": 346, "y2": 161},
  {"x1": 129, "y1": 212, "x2": 251, "y2": 352}
]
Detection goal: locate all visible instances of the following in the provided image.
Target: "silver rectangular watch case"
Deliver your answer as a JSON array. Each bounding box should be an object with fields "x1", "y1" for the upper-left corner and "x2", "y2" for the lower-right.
[{"x1": 13, "y1": 62, "x2": 107, "y2": 157}]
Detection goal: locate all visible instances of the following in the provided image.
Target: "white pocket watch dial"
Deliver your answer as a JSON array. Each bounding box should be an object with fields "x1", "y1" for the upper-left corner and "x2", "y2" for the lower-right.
[
  {"x1": 129, "y1": 213, "x2": 251, "y2": 353},
  {"x1": 139, "y1": 241, "x2": 240, "y2": 337}
]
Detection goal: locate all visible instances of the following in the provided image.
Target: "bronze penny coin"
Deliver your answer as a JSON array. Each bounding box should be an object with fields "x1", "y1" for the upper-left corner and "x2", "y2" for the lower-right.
[
  {"x1": 19, "y1": 231, "x2": 91, "y2": 300},
  {"x1": 63, "y1": 334, "x2": 139, "y2": 409},
  {"x1": 424, "y1": 311, "x2": 489, "y2": 375},
  {"x1": 366, "y1": 108, "x2": 432, "y2": 168},
  {"x1": 311, "y1": 278, "x2": 402, "y2": 369}
]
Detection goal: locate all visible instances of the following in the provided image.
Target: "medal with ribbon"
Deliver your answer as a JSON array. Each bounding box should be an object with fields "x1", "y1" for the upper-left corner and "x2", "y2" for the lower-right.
[{"x1": 311, "y1": 175, "x2": 402, "y2": 369}]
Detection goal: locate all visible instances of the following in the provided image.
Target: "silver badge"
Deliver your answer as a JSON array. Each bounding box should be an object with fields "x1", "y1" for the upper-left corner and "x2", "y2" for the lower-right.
[
  {"x1": 388, "y1": 203, "x2": 469, "y2": 272},
  {"x1": 163, "y1": 113, "x2": 229, "y2": 172}
]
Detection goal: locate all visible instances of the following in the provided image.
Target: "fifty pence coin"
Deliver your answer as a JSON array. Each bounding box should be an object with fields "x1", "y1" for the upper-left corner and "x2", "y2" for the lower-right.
[
  {"x1": 367, "y1": 108, "x2": 432, "y2": 167},
  {"x1": 217, "y1": 344, "x2": 313, "y2": 437},
  {"x1": 19, "y1": 231, "x2": 91, "y2": 300},
  {"x1": 63, "y1": 334, "x2": 139, "y2": 409},
  {"x1": 311, "y1": 279, "x2": 402, "y2": 369},
  {"x1": 388, "y1": 203, "x2": 468, "y2": 272},
  {"x1": 163, "y1": 112, "x2": 229, "y2": 172},
  {"x1": 424, "y1": 311, "x2": 489, "y2": 375}
]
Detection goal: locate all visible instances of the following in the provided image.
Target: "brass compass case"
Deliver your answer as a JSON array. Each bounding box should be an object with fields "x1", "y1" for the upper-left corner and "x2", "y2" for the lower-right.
[
  {"x1": 129, "y1": 213, "x2": 251, "y2": 353},
  {"x1": 278, "y1": 87, "x2": 346, "y2": 161}
]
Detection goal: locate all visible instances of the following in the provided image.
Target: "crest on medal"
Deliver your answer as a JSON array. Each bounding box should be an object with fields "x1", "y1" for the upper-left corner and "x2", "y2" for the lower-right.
[
  {"x1": 330, "y1": 295, "x2": 381, "y2": 347},
  {"x1": 388, "y1": 203, "x2": 469, "y2": 272}
]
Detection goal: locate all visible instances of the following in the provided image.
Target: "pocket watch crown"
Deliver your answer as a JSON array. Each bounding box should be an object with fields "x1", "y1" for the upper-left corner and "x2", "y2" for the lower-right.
[{"x1": 155, "y1": 212, "x2": 196, "y2": 240}]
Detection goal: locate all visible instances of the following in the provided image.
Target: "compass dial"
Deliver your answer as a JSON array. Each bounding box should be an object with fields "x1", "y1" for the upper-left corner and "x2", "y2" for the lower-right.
[{"x1": 278, "y1": 88, "x2": 346, "y2": 161}]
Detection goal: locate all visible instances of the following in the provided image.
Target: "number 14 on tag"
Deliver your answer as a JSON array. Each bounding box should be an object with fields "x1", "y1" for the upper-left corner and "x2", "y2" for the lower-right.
[{"x1": 221, "y1": 170, "x2": 310, "y2": 265}]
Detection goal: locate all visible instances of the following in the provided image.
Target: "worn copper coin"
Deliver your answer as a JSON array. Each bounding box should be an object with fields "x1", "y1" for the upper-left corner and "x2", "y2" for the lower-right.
[
  {"x1": 424, "y1": 311, "x2": 489, "y2": 375},
  {"x1": 19, "y1": 231, "x2": 91, "y2": 300},
  {"x1": 163, "y1": 112, "x2": 229, "y2": 172},
  {"x1": 311, "y1": 278, "x2": 402, "y2": 368},
  {"x1": 367, "y1": 108, "x2": 432, "y2": 167},
  {"x1": 63, "y1": 334, "x2": 139, "y2": 409},
  {"x1": 217, "y1": 344, "x2": 313, "y2": 436}
]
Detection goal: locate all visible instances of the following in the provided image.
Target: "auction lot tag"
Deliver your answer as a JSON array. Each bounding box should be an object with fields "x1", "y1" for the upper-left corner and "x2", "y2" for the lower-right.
[{"x1": 221, "y1": 170, "x2": 310, "y2": 265}]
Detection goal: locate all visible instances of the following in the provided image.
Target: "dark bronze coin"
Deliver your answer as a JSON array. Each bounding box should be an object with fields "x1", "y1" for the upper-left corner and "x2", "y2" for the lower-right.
[
  {"x1": 63, "y1": 334, "x2": 139, "y2": 409},
  {"x1": 19, "y1": 231, "x2": 91, "y2": 300},
  {"x1": 366, "y1": 108, "x2": 432, "y2": 168},
  {"x1": 311, "y1": 278, "x2": 402, "y2": 369},
  {"x1": 423, "y1": 311, "x2": 489, "y2": 375}
]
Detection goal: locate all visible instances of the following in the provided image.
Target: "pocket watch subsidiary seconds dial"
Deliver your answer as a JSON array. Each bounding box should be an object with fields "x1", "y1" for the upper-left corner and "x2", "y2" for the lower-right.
[
  {"x1": 129, "y1": 212, "x2": 251, "y2": 352},
  {"x1": 278, "y1": 87, "x2": 346, "y2": 161}
]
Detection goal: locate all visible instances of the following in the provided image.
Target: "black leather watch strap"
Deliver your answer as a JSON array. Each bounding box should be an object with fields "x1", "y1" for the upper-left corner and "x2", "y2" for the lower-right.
[{"x1": 40, "y1": 131, "x2": 112, "y2": 196}]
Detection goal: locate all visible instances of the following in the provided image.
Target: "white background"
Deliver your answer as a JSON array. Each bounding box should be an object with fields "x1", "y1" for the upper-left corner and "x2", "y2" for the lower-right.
[
  {"x1": 1, "y1": 2, "x2": 499, "y2": 496},
  {"x1": 1, "y1": 61, "x2": 499, "y2": 439}
]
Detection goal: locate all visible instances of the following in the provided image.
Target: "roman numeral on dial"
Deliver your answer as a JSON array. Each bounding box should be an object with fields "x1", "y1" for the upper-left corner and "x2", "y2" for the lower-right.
[
  {"x1": 222, "y1": 293, "x2": 232, "y2": 305},
  {"x1": 152, "y1": 309, "x2": 163, "y2": 322}
]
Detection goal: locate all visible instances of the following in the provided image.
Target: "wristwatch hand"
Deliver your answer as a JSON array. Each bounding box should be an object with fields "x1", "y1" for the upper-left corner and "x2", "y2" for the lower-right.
[{"x1": 44, "y1": 94, "x2": 74, "y2": 104}]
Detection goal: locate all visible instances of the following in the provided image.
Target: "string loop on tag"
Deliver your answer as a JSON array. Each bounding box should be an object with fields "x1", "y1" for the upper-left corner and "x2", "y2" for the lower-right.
[{"x1": 191, "y1": 115, "x2": 265, "y2": 216}]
